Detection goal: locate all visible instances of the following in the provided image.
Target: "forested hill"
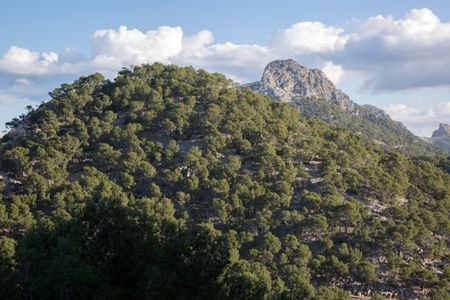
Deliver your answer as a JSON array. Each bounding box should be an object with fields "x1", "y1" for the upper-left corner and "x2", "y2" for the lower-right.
[
  {"x1": 247, "y1": 59, "x2": 447, "y2": 157},
  {"x1": 0, "y1": 64, "x2": 449, "y2": 299}
]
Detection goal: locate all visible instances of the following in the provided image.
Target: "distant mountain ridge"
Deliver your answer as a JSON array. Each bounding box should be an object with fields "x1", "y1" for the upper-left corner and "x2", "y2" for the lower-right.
[
  {"x1": 246, "y1": 59, "x2": 447, "y2": 156},
  {"x1": 433, "y1": 123, "x2": 450, "y2": 138},
  {"x1": 429, "y1": 123, "x2": 450, "y2": 151}
]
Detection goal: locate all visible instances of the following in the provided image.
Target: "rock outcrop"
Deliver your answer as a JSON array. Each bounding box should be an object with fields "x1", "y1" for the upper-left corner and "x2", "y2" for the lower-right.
[
  {"x1": 432, "y1": 123, "x2": 450, "y2": 138},
  {"x1": 247, "y1": 59, "x2": 356, "y2": 112},
  {"x1": 430, "y1": 123, "x2": 450, "y2": 151}
]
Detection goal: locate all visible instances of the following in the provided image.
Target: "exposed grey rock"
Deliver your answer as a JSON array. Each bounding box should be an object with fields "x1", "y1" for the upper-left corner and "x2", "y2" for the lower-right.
[
  {"x1": 430, "y1": 123, "x2": 450, "y2": 151},
  {"x1": 246, "y1": 59, "x2": 356, "y2": 112},
  {"x1": 432, "y1": 123, "x2": 450, "y2": 138}
]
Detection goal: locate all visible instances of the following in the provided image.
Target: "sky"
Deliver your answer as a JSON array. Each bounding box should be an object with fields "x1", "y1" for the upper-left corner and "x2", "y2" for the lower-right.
[{"x1": 1, "y1": 0, "x2": 450, "y2": 136}]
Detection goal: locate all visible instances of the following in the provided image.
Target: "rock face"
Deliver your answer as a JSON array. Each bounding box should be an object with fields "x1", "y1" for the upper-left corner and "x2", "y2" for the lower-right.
[
  {"x1": 247, "y1": 59, "x2": 356, "y2": 112},
  {"x1": 432, "y1": 123, "x2": 450, "y2": 138},
  {"x1": 430, "y1": 124, "x2": 450, "y2": 151}
]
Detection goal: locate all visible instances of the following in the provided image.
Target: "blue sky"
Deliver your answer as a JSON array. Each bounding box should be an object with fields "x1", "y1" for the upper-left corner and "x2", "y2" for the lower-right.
[{"x1": 1, "y1": 0, "x2": 450, "y2": 136}]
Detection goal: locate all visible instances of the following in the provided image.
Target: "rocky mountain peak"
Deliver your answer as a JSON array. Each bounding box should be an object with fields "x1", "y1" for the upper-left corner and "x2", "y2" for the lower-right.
[
  {"x1": 248, "y1": 59, "x2": 356, "y2": 112},
  {"x1": 432, "y1": 123, "x2": 450, "y2": 138}
]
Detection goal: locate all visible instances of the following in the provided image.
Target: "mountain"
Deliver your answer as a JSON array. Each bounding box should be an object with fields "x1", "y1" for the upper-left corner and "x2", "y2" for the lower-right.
[
  {"x1": 433, "y1": 123, "x2": 450, "y2": 137},
  {"x1": 429, "y1": 123, "x2": 450, "y2": 151},
  {"x1": 247, "y1": 59, "x2": 447, "y2": 156},
  {"x1": 247, "y1": 59, "x2": 356, "y2": 112},
  {"x1": 0, "y1": 64, "x2": 448, "y2": 299}
]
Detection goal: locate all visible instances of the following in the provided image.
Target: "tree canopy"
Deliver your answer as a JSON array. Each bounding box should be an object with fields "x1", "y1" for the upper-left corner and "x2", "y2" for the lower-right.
[{"x1": 0, "y1": 63, "x2": 448, "y2": 299}]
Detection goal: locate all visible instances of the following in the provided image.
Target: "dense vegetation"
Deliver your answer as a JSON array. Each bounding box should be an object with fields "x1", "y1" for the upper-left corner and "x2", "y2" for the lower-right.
[
  {"x1": 291, "y1": 97, "x2": 448, "y2": 157},
  {"x1": 0, "y1": 64, "x2": 449, "y2": 299}
]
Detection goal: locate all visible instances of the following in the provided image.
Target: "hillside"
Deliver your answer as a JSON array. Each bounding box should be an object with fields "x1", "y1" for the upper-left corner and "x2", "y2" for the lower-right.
[
  {"x1": 247, "y1": 59, "x2": 447, "y2": 157},
  {"x1": 0, "y1": 64, "x2": 449, "y2": 299}
]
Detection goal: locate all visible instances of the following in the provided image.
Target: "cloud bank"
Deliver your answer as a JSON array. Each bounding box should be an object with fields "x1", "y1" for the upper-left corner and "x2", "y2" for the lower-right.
[
  {"x1": 338, "y1": 8, "x2": 450, "y2": 91},
  {"x1": 0, "y1": 8, "x2": 450, "y2": 86},
  {"x1": 2, "y1": 8, "x2": 450, "y2": 89},
  {"x1": 384, "y1": 101, "x2": 450, "y2": 136},
  {"x1": 1, "y1": 8, "x2": 449, "y2": 135}
]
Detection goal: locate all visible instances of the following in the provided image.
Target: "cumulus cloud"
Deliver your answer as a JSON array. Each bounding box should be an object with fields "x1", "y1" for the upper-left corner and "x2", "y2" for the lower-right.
[
  {"x1": 2, "y1": 8, "x2": 450, "y2": 91},
  {"x1": 0, "y1": 25, "x2": 280, "y2": 129},
  {"x1": 356, "y1": 8, "x2": 449, "y2": 48},
  {"x1": 270, "y1": 22, "x2": 348, "y2": 54},
  {"x1": 0, "y1": 46, "x2": 89, "y2": 77},
  {"x1": 176, "y1": 40, "x2": 273, "y2": 82},
  {"x1": 90, "y1": 26, "x2": 184, "y2": 68},
  {"x1": 0, "y1": 21, "x2": 350, "y2": 85},
  {"x1": 0, "y1": 26, "x2": 276, "y2": 83},
  {"x1": 321, "y1": 61, "x2": 345, "y2": 84},
  {"x1": 338, "y1": 8, "x2": 450, "y2": 91},
  {"x1": 384, "y1": 104, "x2": 436, "y2": 124},
  {"x1": 384, "y1": 101, "x2": 450, "y2": 136},
  {"x1": 180, "y1": 30, "x2": 214, "y2": 57},
  {"x1": 1, "y1": 8, "x2": 450, "y2": 136},
  {"x1": 0, "y1": 46, "x2": 61, "y2": 75}
]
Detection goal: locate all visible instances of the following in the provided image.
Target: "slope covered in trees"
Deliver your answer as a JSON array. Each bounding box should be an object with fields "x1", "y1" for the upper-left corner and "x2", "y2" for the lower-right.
[
  {"x1": 0, "y1": 64, "x2": 449, "y2": 299},
  {"x1": 290, "y1": 97, "x2": 447, "y2": 157}
]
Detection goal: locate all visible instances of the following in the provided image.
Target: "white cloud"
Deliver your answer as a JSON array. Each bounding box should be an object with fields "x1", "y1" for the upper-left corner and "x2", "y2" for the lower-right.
[
  {"x1": 0, "y1": 20, "x2": 365, "y2": 87},
  {"x1": 0, "y1": 46, "x2": 83, "y2": 76},
  {"x1": 180, "y1": 30, "x2": 214, "y2": 57},
  {"x1": 357, "y1": 8, "x2": 449, "y2": 48},
  {"x1": 0, "y1": 21, "x2": 350, "y2": 84},
  {"x1": 270, "y1": 22, "x2": 348, "y2": 54},
  {"x1": 1, "y1": 8, "x2": 450, "y2": 136},
  {"x1": 384, "y1": 102, "x2": 450, "y2": 136},
  {"x1": 1, "y1": 8, "x2": 450, "y2": 91},
  {"x1": 0, "y1": 46, "x2": 60, "y2": 75},
  {"x1": 90, "y1": 26, "x2": 184, "y2": 68},
  {"x1": 384, "y1": 103, "x2": 435, "y2": 124},
  {"x1": 175, "y1": 30, "x2": 275, "y2": 82},
  {"x1": 321, "y1": 61, "x2": 344, "y2": 84},
  {"x1": 176, "y1": 41, "x2": 273, "y2": 82},
  {"x1": 0, "y1": 26, "x2": 274, "y2": 83},
  {"x1": 339, "y1": 8, "x2": 450, "y2": 91}
]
